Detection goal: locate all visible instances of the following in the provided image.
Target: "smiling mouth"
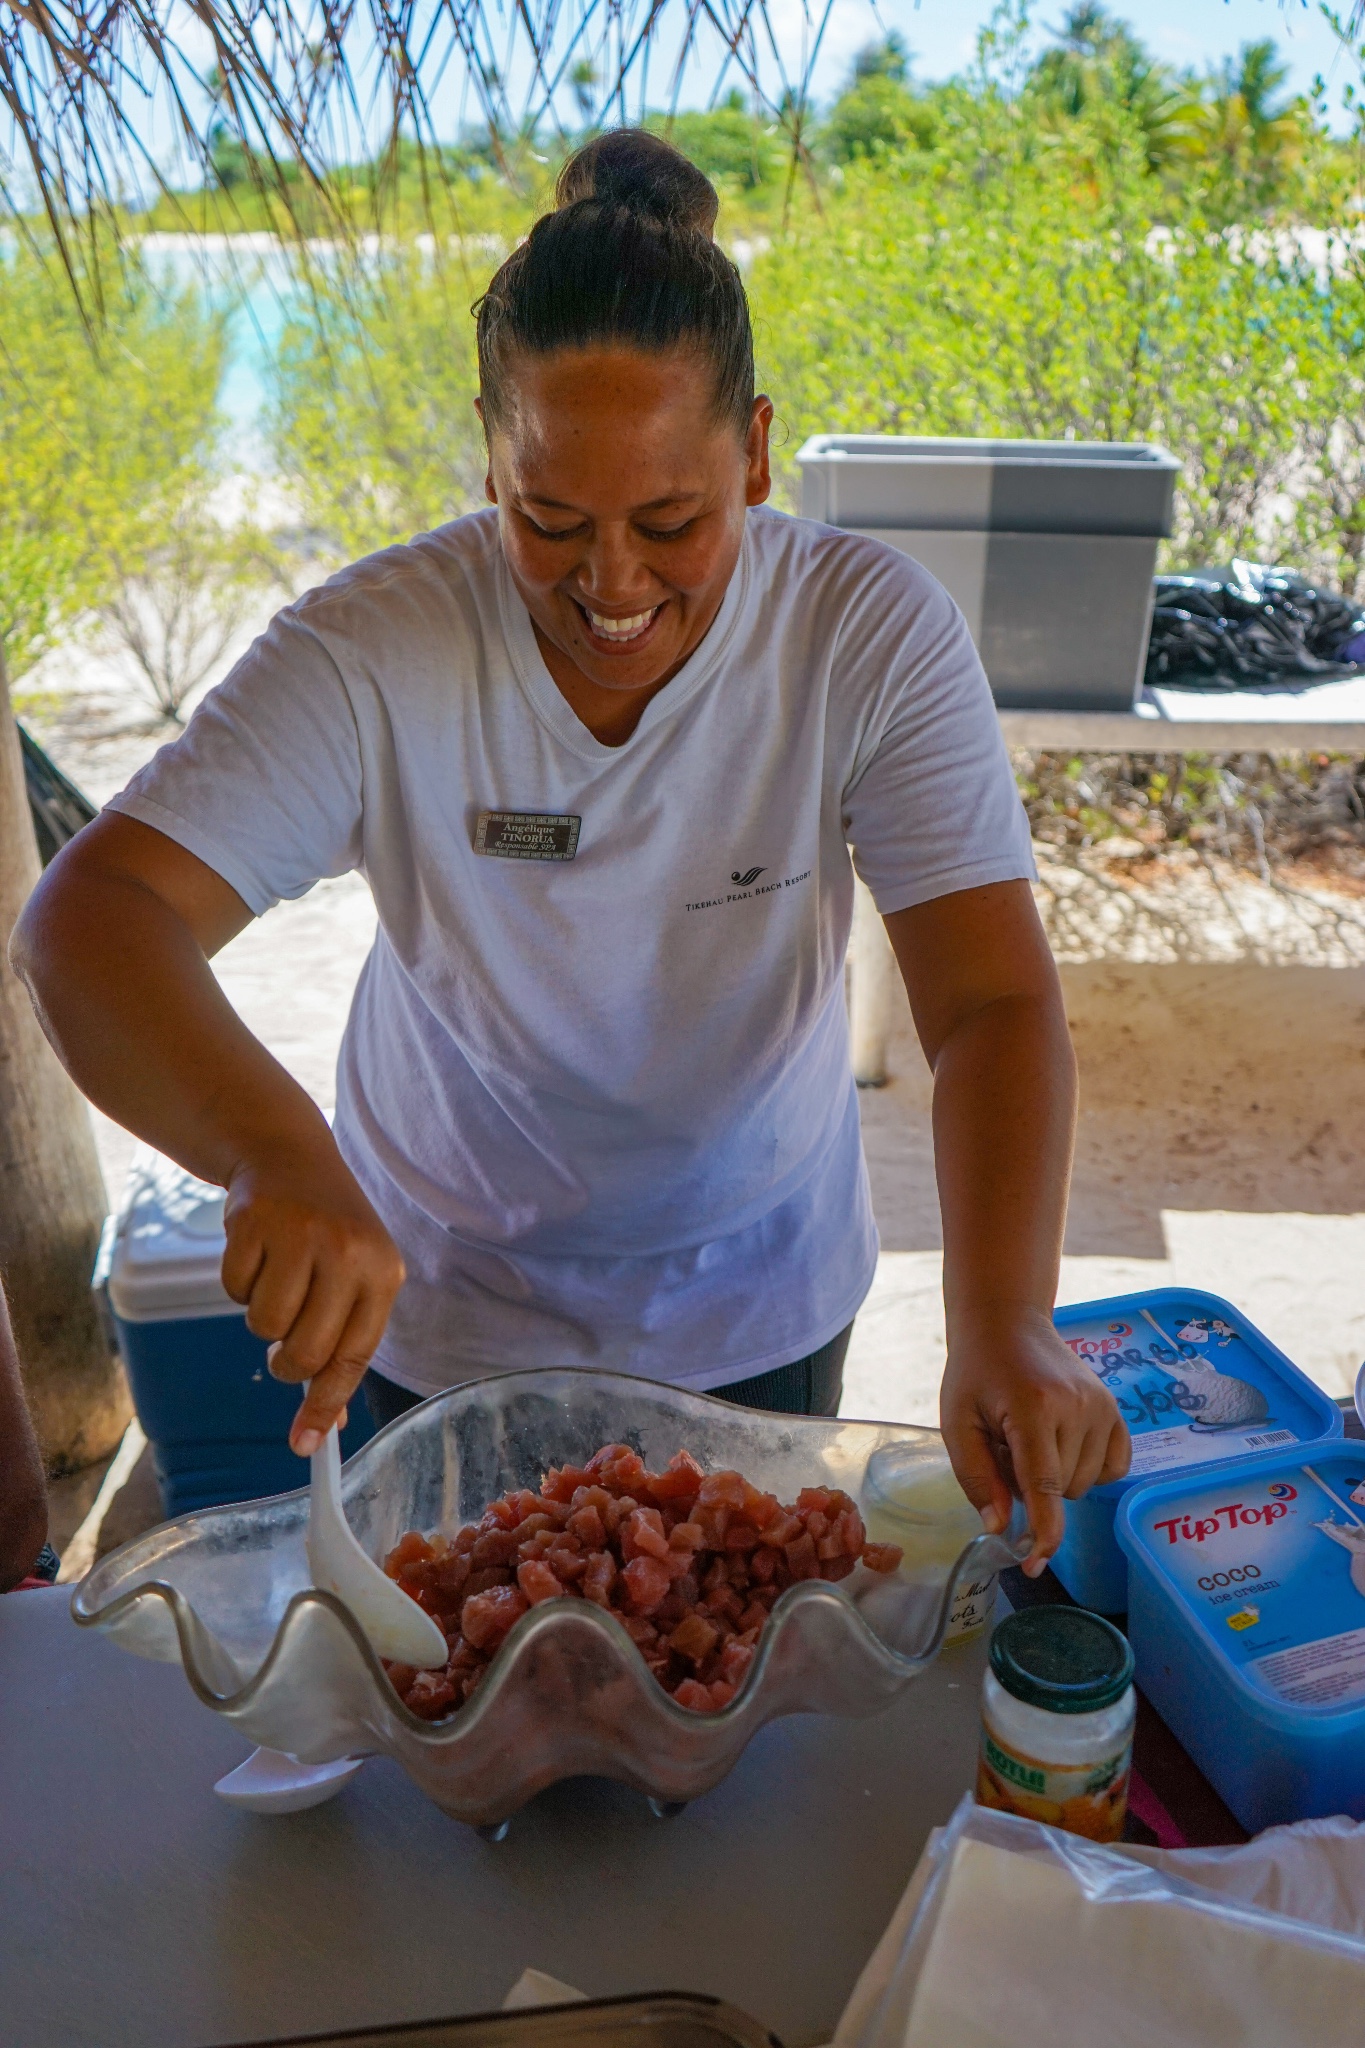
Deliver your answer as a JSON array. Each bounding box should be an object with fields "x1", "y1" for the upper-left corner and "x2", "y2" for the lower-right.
[{"x1": 576, "y1": 601, "x2": 663, "y2": 645}]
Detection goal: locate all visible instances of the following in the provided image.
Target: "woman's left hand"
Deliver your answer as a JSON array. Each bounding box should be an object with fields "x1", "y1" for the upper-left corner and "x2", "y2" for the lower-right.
[{"x1": 940, "y1": 1306, "x2": 1130, "y2": 1577}]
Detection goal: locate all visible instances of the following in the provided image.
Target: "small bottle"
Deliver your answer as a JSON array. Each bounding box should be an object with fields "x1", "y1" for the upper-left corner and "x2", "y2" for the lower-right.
[
  {"x1": 977, "y1": 1607, "x2": 1136, "y2": 1843},
  {"x1": 861, "y1": 1441, "x2": 998, "y2": 1640}
]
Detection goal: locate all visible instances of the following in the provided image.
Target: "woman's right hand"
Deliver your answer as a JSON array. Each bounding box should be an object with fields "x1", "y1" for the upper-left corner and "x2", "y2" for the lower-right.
[{"x1": 221, "y1": 1142, "x2": 406, "y2": 1456}]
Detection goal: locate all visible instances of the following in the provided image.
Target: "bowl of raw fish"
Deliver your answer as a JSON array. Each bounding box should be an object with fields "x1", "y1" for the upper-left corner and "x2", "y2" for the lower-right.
[{"x1": 72, "y1": 1368, "x2": 1018, "y2": 1826}]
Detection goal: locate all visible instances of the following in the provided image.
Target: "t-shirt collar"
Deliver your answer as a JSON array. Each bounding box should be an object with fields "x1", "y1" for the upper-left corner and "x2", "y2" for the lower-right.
[{"x1": 496, "y1": 516, "x2": 752, "y2": 760}]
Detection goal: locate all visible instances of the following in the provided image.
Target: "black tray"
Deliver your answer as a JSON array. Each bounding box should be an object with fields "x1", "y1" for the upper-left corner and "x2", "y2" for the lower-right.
[{"x1": 239, "y1": 1992, "x2": 784, "y2": 2048}]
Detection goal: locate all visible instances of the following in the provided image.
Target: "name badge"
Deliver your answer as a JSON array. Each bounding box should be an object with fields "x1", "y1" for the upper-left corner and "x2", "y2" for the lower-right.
[{"x1": 475, "y1": 810, "x2": 581, "y2": 862}]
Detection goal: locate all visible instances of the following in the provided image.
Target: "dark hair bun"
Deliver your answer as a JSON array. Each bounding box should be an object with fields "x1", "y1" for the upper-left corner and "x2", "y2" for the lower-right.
[{"x1": 555, "y1": 129, "x2": 719, "y2": 238}]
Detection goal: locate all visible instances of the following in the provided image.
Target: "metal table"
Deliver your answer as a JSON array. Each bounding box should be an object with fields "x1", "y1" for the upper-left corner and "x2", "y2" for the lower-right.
[{"x1": 0, "y1": 1587, "x2": 990, "y2": 2048}]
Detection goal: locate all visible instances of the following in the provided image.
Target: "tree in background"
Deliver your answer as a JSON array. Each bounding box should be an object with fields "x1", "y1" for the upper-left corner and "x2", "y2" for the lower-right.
[
  {"x1": 271, "y1": 245, "x2": 495, "y2": 557},
  {"x1": 1184, "y1": 39, "x2": 1311, "y2": 218},
  {"x1": 0, "y1": 242, "x2": 234, "y2": 1471},
  {"x1": 821, "y1": 34, "x2": 937, "y2": 163},
  {"x1": 95, "y1": 513, "x2": 280, "y2": 723},
  {"x1": 1028, "y1": 4, "x2": 1200, "y2": 178},
  {"x1": 648, "y1": 92, "x2": 787, "y2": 190},
  {"x1": 0, "y1": 244, "x2": 230, "y2": 685}
]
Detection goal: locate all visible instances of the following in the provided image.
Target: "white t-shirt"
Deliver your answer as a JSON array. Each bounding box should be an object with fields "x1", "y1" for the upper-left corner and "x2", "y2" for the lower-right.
[{"x1": 109, "y1": 506, "x2": 1034, "y2": 1395}]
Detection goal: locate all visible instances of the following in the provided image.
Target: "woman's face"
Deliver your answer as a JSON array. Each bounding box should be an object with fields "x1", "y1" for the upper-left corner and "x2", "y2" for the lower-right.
[{"x1": 483, "y1": 347, "x2": 772, "y2": 700}]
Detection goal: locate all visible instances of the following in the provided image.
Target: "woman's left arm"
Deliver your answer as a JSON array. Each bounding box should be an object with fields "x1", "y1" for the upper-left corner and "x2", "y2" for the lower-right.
[{"x1": 885, "y1": 879, "x2": 1130, "y2": 1576}]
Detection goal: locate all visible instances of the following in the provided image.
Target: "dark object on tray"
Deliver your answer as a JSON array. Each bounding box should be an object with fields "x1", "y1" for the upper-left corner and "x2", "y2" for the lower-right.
[
  {"x1": 18, "y1": 721, "x2": 96, "y2": 864},
  {"x1": 1145, "y1": 561, "x2": 1365, "y2": 694},
  {"x1": 245, "y1": 1992, "x2": 783, "y2": 2048}
]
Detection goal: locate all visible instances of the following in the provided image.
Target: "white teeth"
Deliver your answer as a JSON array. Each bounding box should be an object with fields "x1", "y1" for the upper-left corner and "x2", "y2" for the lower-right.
[{"x1": 583, "y1": 606, "x2": 659, "y2": 641}]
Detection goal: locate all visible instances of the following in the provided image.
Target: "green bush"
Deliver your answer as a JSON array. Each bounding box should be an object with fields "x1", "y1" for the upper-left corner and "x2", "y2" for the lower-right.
[
  {"x1": 821, "y1": 77, "x2": 937, "y2": 164},
  {"x1": 271, "y1": 245, "x2": 500, "y2": 558},
  {"x1": 0, "y1": 243, "x2": 228, "y2": 679},
  {"x1": 750, "y1": 138, "x2": 1339, "y2": 570},
  {"x1": 646, "y1": 95, "x2": 787, "y2": 191}
]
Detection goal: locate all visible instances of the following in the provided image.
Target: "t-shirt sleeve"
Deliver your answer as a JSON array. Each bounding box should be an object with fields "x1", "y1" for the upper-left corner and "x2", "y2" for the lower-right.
[
  {"x1": 105, "y1": 606, "x2": 365, "y2": 916},
  {"x1": 839, "y1": 555, "x2": 1035, "y2": 916}
]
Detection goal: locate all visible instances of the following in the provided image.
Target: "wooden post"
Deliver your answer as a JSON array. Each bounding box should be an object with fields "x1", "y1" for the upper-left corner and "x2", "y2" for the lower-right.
[
  {"x1": 0, "y1": 653, "x2": 130, "y2": 1473},
  {"x1": 849, "y1": 876, "x2": 897, "y2": 1088}
]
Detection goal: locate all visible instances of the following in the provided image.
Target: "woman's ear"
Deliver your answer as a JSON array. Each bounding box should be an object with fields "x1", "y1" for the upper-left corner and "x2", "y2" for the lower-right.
[{"x1": 745, "y1": 396, "x2": 774, "y2": 507}]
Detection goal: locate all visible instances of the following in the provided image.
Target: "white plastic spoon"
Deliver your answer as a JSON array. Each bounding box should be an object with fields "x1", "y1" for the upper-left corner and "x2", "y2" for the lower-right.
[
  {"x1": 214, "y1": 1746, "x2": 366, "y2": 1813},
  {"x1": 306, "y1": 1417, "x2": 448, "y2": 1668}
]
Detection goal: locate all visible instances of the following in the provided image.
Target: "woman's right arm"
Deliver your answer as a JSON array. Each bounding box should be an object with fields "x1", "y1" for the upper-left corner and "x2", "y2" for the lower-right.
[{"x1": 10, "y1": 814, "x2": 405, "y2": 1454}]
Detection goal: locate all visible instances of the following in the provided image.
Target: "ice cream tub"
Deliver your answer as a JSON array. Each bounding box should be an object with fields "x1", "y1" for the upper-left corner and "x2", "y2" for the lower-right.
[
  {"x1": 1049, "y1": 1289, "x2": 1341, "y2": 1612},
  {"x1": 1116, "y1": 1443, "x2": 1365, "y2": 1830}
]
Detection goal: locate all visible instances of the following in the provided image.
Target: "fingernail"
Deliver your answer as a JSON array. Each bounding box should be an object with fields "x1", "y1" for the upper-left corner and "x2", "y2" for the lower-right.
[
  {"x1": 1023, "y1": 1555, "x2": 1046, "y2": 1579},
  {"x1": 979, "y1": 1504, "x2": 1005, "y2": 1535},
  {"x1": 294, "y1": 1428, "x2": 323, "y2": 1458}
]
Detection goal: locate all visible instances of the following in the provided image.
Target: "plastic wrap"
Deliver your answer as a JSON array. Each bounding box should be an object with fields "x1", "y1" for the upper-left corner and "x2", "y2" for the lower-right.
[{"x1": 836, "y1": 1796, "x2": 1365, "y2": 2048}]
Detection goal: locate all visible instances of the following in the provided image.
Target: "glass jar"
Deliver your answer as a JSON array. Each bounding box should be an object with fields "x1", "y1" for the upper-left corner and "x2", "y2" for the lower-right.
[
  {"x1": 861, "y1": 1441, "x2": 998, "y2": 1640},
  {"x1": 976, "y1": 1606, "x2": 1136, "y2": 1843}
]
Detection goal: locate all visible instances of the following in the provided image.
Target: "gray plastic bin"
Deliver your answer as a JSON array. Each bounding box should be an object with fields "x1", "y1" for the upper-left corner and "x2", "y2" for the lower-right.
[{"x1": 796, "y1": 435, "x2": 1181, "y2": 712}]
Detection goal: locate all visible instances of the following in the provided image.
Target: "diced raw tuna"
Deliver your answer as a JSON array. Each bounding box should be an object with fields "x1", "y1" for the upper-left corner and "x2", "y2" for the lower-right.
[
  {"x1": 460, "y1": 1584, "x2": 529, "y2": 1649},
  {"x1": 622, "y1": 1507, "x2": 671, "y2": 1562},
  {"x1": 648, "y1": 1450, "x2": 705, "y2": 1502},
  {"x1": 672, "y1": 1678, "x2": 714, "y2": 1712},
  {"x1": 622, "y1": 1554, "x2": 672, "y2": 1615},
  {"x1": 382, "y1": 1442, "x2": 899, "y2": 1723},
  {"x1": 568, "y1": 1504, "x2": 607, "y2": 1548},
  {"x1": 860, "y1": 1542, "x2": 904, "y2": 1573},
  {"x1": 582, "y1": 1553, "x2": 617, "y2": 1606},
  {"x1": 669, "y1": 1612, "x2": 720, "y2": 1664},
  {"x1": 516, "y1": 1559, "x2": 563, "y2": 1605}
]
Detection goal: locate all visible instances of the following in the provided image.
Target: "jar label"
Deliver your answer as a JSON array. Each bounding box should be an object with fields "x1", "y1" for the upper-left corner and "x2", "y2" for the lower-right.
[
  {"x1": 948, "y1": 1572, "x2": 997, "y2": 1639},
  {"x1": 976, "y1": 1720, "x2": 1131, "y2": 1843}
]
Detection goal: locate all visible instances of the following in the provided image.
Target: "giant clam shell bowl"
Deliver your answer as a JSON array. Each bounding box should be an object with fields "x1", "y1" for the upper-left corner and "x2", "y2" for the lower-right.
[{"x1": 73, "y1": 1369, "x2": 1020, "y2": 1827}]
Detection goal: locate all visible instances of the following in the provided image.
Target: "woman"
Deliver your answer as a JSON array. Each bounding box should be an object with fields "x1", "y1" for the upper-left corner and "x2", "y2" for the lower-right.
[{"x1": 13, "y1": 131, "x2": 1127, "y2": 1574}]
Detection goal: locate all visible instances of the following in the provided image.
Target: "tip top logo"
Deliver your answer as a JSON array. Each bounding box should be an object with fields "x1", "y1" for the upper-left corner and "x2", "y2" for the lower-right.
[
  {"x1": 1154, "y1": 1487, "x2": 1297, "y2": 1545},
  {"x1": 730, "y1": 867, "x2": 765, "y2": 888}
]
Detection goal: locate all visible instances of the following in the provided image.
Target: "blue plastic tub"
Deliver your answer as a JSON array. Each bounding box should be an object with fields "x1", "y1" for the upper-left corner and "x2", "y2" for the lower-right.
[
  {"x1": 1050, "y1": 1289, "x2": 1341, "y2": 1612},
  {"x1": 97, "y1": 1147, "x2": 374, "y2": 1517},
  {"x1": 1117, "y1": 1443, "x2": 1365, "y2": 1830}
]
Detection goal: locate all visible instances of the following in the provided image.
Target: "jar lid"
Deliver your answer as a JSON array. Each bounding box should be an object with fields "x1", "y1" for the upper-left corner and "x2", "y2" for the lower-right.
[{"x1": 989, "y1": 1607, "x2": 1134, "y2": 1714}]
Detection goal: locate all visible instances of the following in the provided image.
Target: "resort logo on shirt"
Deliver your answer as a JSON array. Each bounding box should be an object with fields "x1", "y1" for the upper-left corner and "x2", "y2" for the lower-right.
[{"x1": 686, "y1": 866, "x2": 812, "y2": 913}]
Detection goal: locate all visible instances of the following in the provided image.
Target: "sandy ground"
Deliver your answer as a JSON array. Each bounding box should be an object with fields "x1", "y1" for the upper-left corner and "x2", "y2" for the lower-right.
[
  {"x1": 18, "y1": 654, "x2": 1365, "y2": 1550},
  {"x1": 851, "y1": 963, "x2": 1365, "y2": 1421}
]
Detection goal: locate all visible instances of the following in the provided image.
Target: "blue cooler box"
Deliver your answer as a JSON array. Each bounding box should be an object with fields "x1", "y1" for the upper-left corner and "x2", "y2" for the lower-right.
[
  {"x1": 97, "y1": 1147, "x2": 375, "y2": 1517},
  {"x1": 1050, "y1": 1288, "x2": 1341, "y2": 1612},
  {"x1": 1117, "y1": 1443, "x2": 1365, "y2": 1830}
]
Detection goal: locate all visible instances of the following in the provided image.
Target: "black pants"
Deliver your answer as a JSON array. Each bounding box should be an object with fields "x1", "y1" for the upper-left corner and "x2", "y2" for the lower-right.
[{"x1": 362, "y1": 1323, "x2": 854, "y2": 1433}]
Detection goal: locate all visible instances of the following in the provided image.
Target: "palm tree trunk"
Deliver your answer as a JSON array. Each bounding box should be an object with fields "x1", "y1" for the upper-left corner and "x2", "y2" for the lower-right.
[{"x1": 0, "y1": 654, "x2": 130, "y2": 1474}]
